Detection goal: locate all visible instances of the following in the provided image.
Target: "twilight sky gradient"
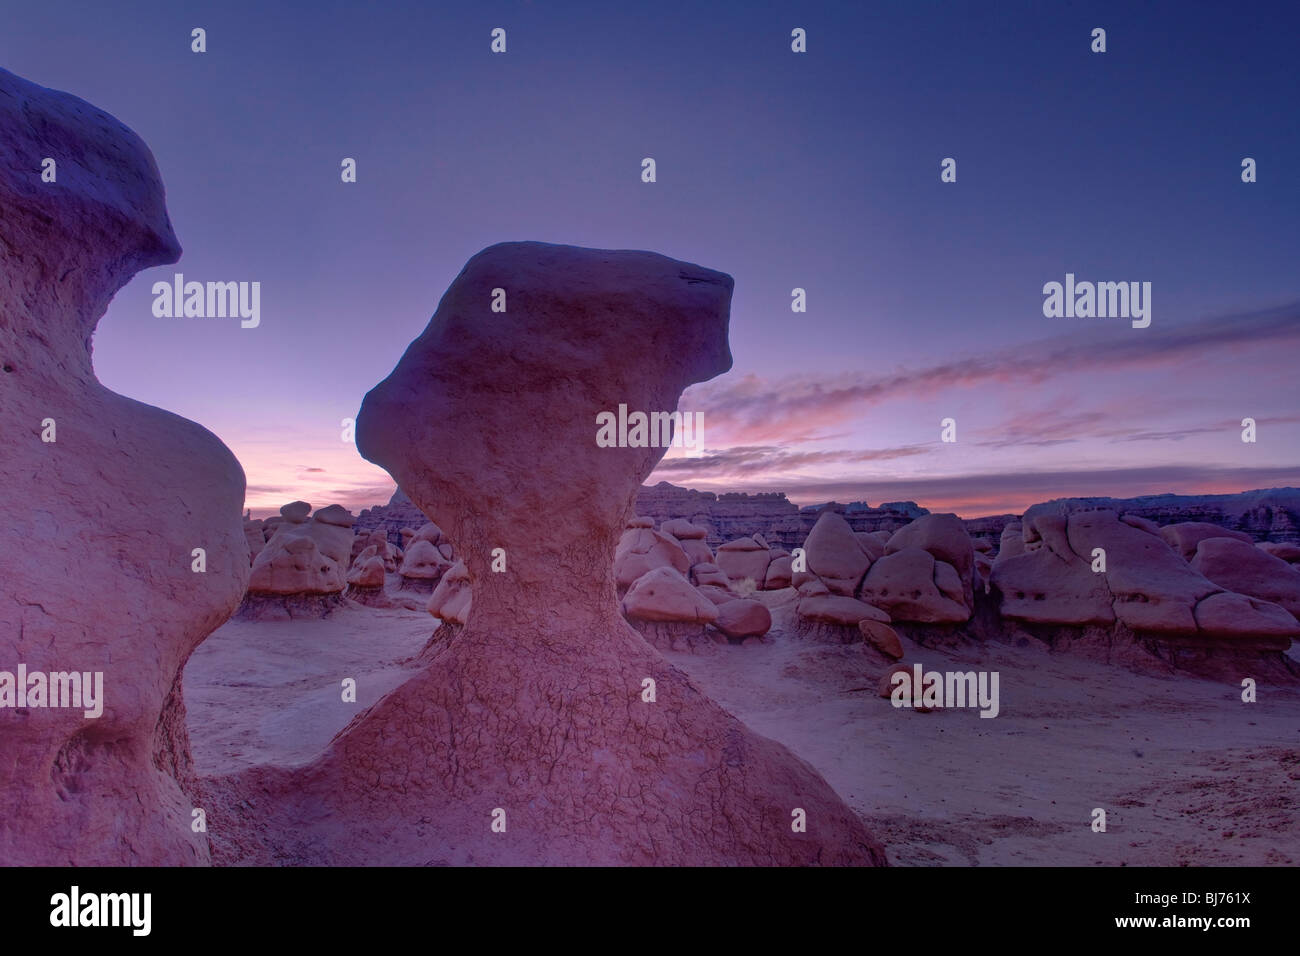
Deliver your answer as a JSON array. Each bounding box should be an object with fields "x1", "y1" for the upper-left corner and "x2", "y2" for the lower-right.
[{"x1": 4, "y1": 0, "x2": 1297, "y2": 517}]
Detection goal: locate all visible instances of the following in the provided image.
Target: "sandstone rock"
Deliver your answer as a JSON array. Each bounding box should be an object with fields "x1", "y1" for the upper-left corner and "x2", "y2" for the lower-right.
[
  {"x1": 1192, "y1": 591, "x2": 1298, "y2": 643},
  {"x1": 797, "y1": 577, "x2": 830, "y2": 598},
  {"x1": 676, "y1": 536, "x2": 716, "y2": 568},
  {"x1": 878, "y1": 663, "x2": 911, "y2": 698},
  {"x1": 996, "y1": 523, "x2": 1024, "y2": 562},
  {"x1": 764, "y1": 553, "x2": 794, "y2": 589},
  {"x1": 715, "y1": 536, "x2": 772, "y2": 586},
  {"x1": 714, "y1": 599, "x2": 772, "y2": 639},
  {"x1": 803, "y1": 510, "x2": 872, "y2": 596},
  {"x1": 314, "y1": 504, "x2": 354, "y2": 528},
  {"x1": 1191, "y1": 538, "x2": 1300, "y2": 617},
  {"x1": 661, "y1": 517, "x2": 708, "y2": 539},
  {"x1": 0, "y1": 68, "x2": 248, "y2": 865},
  {"x1": 992, "y1": 544, "x2": 1114, "y2": 626},
  {"x1": 347, "y1": 555, "x2": 386, "y2": 589},
  {"x1": 1159, "y1": 521, "x2": 1255, "y2": 561},
  {"x1": 1120, "y1": 513, "x2": 1163, "y2": 537},
  {"x1": 623, "y1": 566, "x2": 719, "y2": 624},
  {"x1": 797, "y1": 595, "x2": 890, "y2": 626},
  {"x1": 427, "y1": 559, "x2": 472, "y2": 626},
  {"x1": 398, "y1": 538, "x2": 453, "y2": 591},
  {"x1": 859, "y1": 620, "x2": 904, "y2": 659},
  {"x1": 247, "y1": 505, "x2": 354, "y2": 598},
  {"x1": 690, "y1": 562, "x2": 731, "y2": 589},
  {"x1": 627, "y1": 516, "x2": 655, "y2": 529},
  {"x1": 280, "y1": 500, "x2": 311, "y2": 524},
  {"x1": 886, "y1": 513, "x2": 975, "y2": 607},
  {"x1": 226, "y1": 241, "x2": 890, "y2": 864},
  {"x1": 615, "y1": 526, "x2": 691, "y2": 591},
  {"x1": 1259, "y1": 541, "x2": 1300, "y2": 563},
  {"x1": 1067, "y1": 510, "x2": 1217, "y2": 633},
  {"x1": 860, "y1": 548, "x2": 969, "y2": 623},
  {"x1": 244, "y1": 520, "x2": 266, "y2": 563},
  {"x1": 412, "y1": 520, "x2": 449, "y2": 546},
  {"x1": 697, "y1": 584, "x2": 740, "y2": 606}
]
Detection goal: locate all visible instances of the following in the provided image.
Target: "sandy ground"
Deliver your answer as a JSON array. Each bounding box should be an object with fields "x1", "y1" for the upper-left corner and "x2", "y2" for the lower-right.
[{"x1": 184, "y1": 594, "x2": 1300, "y2": 866}]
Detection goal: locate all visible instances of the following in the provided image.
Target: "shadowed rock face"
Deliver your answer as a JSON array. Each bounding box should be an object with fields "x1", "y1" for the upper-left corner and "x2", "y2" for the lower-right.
[
  {"x1": 0, "y1": 69, "x2": 249, "y2": 864},
  {"x1": 209, "y1": 242, "x2": 885, "y2": 865}
]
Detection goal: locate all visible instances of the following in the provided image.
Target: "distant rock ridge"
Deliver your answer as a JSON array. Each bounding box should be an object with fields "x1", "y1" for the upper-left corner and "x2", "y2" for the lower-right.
[{"x1": 354, "y1": 484, "x2": 1300, "y2": 552}]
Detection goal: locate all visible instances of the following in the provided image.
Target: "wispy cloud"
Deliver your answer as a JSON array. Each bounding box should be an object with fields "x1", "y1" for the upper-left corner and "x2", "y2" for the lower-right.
[{"x1": 685, "y1": 302, "x2": 1300, "y2": 444}]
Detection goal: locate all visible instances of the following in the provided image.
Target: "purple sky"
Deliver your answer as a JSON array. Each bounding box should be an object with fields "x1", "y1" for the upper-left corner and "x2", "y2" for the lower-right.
[{"x1": 4, "y1": 0, "x2": 1297, "y2": 517}]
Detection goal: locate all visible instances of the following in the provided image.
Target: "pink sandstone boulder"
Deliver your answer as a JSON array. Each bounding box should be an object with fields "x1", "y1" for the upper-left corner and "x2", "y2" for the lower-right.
[
  {"x1": 803, "y1": 511, "x2": 872, "y2": 596},
  {"x1": 713, "y1": 599, "x2": 772, "y2": 640},
  {"x1": 690, "y1": 562, "x2": 731, "y2": 589},
  {"x1": 0, "y1": 68, "x2": 248, "y2": 865},
  {"x1": 715, "y1": 536, "x2": 772, "y2": 586},
  {"x1": 206, "y1": 241, "x2": 885, "y2": 865},
  {"x1": 624, "y1": 567, "x2": 722, "y2": 650},
  {"x1": 764, "y1": 553, "x2": 794, "y2": 589},
  {"x1": 622, "y1": 566, "x2": 719, "y2": 625},
  {"x1": 858, "y1": 620, "x2": 905, "y2": 659},
  {"x1": 860, "y1": 548, "x2": 970, "y2": 623},
  {"x1": 615, "y1": 526, "x2": 692, "y2": 591},
  {"x1": 885, "y1": 513, "x2": 975, "y2": 608},
  {"x1": 1159, "y1": 521, "x2": 1254, "y2": 562},
  {"x1": 1190, "y1": 538, "x2": 1300, "y2": 618},
  {"x1": 661, "y1": 518, "x2": 708, "y2": 540}
]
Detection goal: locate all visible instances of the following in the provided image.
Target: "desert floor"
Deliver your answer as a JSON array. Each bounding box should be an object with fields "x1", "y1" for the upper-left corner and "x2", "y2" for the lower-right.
[{"x1": 185, "y1": 588, "x2": 1300, "y2": 866}]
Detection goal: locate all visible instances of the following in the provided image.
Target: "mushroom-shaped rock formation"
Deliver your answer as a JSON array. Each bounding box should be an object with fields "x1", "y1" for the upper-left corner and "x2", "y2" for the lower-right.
[
  {"x1": 345, "y1": 554, "x2": 388, "y2": 604},
  {"x1": 614, "y1": 525, "x2": 691, "y2": 592},
  {"x1": 397, "y1": 538, "x2": 453, "y2": 592},
  {"x1": 660, "y1": 519, "x2": 715, "y2": 569},
  {"x1": 715, "y1": 536, "x2": 773, "y2": 587},
  {"x1": 993, "y1": 509, "x2": 1298, "y2": 676},
  {"x1": 802, "y1": 510, "x2": 873, "y2": 596},
  {"x1": 206, "y1": 241, "x2": 885, "y2": 865},
  {"x1": 795, "y1": 594, "x2": 891, "y2": 642},
  {"x1": 241, "y1": 502, "x2": 355, "y2": 619},
  {"x1": 622, "y1": 565, "x2": 721, "y2": 650},
  {"x1": 0, "y1": 68, "x2": 249, "y2": 865},
  {"x1": 427, "y1": 559, "x2": 473, "y2": 628}
]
